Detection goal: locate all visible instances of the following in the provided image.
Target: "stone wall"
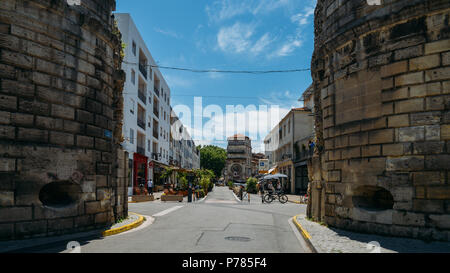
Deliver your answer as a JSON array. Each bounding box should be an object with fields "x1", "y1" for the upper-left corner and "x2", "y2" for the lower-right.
[
  {"x1": 0, "y1": 0, "x2": 128, "y2": 240},
  {"x1": 309, "y1": 0, "x2": 450, "y2": 241}
]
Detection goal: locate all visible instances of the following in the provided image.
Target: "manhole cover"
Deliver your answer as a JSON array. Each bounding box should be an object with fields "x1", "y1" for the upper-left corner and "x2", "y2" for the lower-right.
[{"x1": 225, "y1": 236, "x2": 252, "y2": 242}]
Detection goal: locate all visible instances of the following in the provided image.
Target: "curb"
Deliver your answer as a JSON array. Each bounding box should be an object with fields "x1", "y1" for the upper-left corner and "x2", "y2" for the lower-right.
[
  {"x1": 291, "y1": 215, "x2": 318, "y2": 253},
  {"x1": 102, "y1": 212, "x2": 145, "y2": 237}
]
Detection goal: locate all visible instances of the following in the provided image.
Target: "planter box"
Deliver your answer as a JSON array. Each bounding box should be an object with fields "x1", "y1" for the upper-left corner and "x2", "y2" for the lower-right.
[
  {"x1": 131, "y1": 195, "x2": 154, "y2": 202},
  {"x1": 161, "y1": 195, "x2": 183, "y2": 202}
]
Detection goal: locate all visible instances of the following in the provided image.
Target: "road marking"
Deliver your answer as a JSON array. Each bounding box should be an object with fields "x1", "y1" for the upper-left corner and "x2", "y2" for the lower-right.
[
  {"x1": 152, "y1": 206, "x2": 184, "y2": 217},
  {"x1": 288, "y1": 218, "x2": 313, "y2": 253}
]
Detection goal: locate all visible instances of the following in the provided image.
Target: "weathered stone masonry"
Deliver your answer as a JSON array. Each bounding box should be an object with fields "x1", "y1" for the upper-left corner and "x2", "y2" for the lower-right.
[
  {"x1": 0, "y1": 0, "x2": 128, "y2": 240},
  {"x1": 309, "y1": 0, "x2": 450, "y2": 241}
]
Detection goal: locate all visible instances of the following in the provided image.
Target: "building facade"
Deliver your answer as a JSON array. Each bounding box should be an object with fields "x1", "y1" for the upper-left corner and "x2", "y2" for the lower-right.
[
  {"x1": 264, "y1": 108, "x2": 314, "y2": 194},
  {"x1": 225, "y1": 134, "x2": 252, "y2": 183},
  {"x1": 170, "y1": 112, "x2": 200, "y2": 172},
  {"x1": 115, "y1": 13, "x2": 172, "y2": 195},
  {"x1": 0, "y1": 0, "x2": 128, "y2": 240},
  {"x1": 309, "y1": 0, "x2": 450, "y2": 241}
]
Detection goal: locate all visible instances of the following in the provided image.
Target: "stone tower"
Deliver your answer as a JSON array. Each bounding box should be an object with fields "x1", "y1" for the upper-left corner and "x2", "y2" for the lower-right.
[
  {"x1": 226, "y1": 134, "x2": 252, "y2": 183},
  {"x1": 0, "y1": 0, "x2": 128, "y2": 240},
  {"x1": 309, "y1": 0, "x2": 450, "y2": 241}
]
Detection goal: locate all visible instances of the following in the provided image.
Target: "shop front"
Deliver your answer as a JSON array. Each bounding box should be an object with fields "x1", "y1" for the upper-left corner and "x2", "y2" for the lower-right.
[{"x1": 133, "y1": 153, "x2": 148, "y2": 194}]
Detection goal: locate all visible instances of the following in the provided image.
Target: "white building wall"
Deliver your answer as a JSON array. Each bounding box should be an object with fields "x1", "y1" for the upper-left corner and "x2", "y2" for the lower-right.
[{"x1": 115, "y1": 13, "x2": 172, "y2": 191}]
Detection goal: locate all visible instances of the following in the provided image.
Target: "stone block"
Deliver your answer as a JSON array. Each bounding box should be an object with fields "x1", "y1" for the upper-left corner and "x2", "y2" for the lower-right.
[
  {"x1": 0, "y1": 158, "x2": 15, "y2": 172},
  {"x1": 382, "y1": 143, "x2": 408, "y2": 156},
  {"x1": 17, "y1": 128, "x2": 48, "y2": 143},
  {"x1": 0, "y1": 191, "x2": 14, "y2": 206},
  {"x1": 362, "y1": 145, "x2": 381, "y2": 157},
  {"x1": 76, "y1": 135, "x2": 94, "y2": 148},
  {"x1": 76, "y1": 109, "x2": 94, "y2": 124},
  {"x1": 425, "y1": 125, "x2": 441, "y2": 141},
  {"x1": 427, "y1": 186, "x2": 450, "y2": 199},
  {"x1": 51, "y1": 104, "x2": 75, "y2": 120},
  {"x1": 341, "y1": 147, "x2": 361, "y2": 159},
  {"x1": 424, "y1": 39, "x2": 450, "y2": 55},
  {"x1": 380, "y1": 61, "x2": 408, "y2": 77},
  {"x1": 369, "y1": 129, "x2": 394, "y2": 144},
  {"x1": 425, "y1": 155, "x2": 450, "y2": 170},
  {"x1": 15, "y1": 221, "x2": 47, "y2": 238},
  {"x1": 386, "y1": 156, "x2": 424, "y2": 171},
  {"x1": 425, "y1": 67, "x2": 450, "y2": 82},
  {"x1": 412, "y1": 172, "x2": 445, "y2": 186},
  {"x1": 95, "y1": 212, "x2": 109, "y2": 224},
  {"x1": 413, "y1": 141, "x2": 445, "y2": 154},
  {"x1": 442, "y1": 125, "x2": 450, "y2": 140},
  {"x1": 388, "y1": 114, "x2": 409, "y2": 127},
  {"x1": 410, "y1": 83, "x2": 441, "y2": 97},
  {"x1": 395, "y1": 98, "x2": 424, "y2": 114},
  {"x1": 36, "y1": 116, "x2": 63, "y2": 130},
  {"x1": 398, "y1": 126, "x2": 425, "y2": 142},
  {"x1": 48, "y1": 218, "x2": 74, "y2": 232},
  {"x1": 49, "y1": 131, "x2": 74, "y2": 146},
  {"x1": 392, "y1": 211, "x2": 426, "y2": 227},
  {"x1": 410, "y1": 54, "x2": 440, "y2": 71},
  {"x1": 0, "y1": 94, "x2": 17, "y2": 111},
  {"x1": 429, "y1": 214, "x2": 450, "y2": 229},
  {"x1": 85, "y1": 201, "x2": 102, "y2": 214},
  {"x1": 413, "y1": 200, "x2": 445, "y2": 213},
  {"x1": 410, "y1": 112, "x2": 441, "y2": 126},
  {"x1": 0, "y1": 207, "x2": 32, "y2": 223},
  {"x1": 0, "y1": 125, "x2": 15, "y2": 140}
]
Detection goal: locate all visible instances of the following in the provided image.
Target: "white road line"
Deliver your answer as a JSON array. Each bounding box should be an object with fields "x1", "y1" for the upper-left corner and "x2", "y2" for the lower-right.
[{"x1": 152, "y1": 206, "x2": 184, "y2": 217}]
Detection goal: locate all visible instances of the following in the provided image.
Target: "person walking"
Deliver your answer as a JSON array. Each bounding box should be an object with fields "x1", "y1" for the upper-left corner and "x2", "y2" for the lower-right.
[
  {"x1": 147, "y1": 178, "x2": 153, "y2": 196},
  {"x1": 259, "y1": 181, "x2": 265, "y2": 203}
]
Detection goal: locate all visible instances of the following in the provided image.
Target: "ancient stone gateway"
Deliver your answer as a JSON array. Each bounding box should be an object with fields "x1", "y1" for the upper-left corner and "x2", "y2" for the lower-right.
[
  {"x1": 0, "y1": 0, "x2": 128, "y2": 240},
  {"x1": 309, "y1": 0, "x2": 450, "y2": 241}
]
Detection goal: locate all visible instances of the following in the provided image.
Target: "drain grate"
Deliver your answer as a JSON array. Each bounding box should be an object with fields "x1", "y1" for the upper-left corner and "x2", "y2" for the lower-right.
[{"x1": 225, "y1": 236, "x2": 252, "y2": 242}]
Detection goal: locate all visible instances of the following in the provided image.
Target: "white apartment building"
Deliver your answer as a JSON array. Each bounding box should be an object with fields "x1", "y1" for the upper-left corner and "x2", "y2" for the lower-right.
[{"x1": 115, "y1": 13, "x2": 172, "y2": 195}]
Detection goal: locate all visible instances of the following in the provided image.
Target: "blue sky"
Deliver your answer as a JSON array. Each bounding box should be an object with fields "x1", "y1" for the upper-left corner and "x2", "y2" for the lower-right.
[{"x1": 116, "y1": 0, "x2": 316, "y2": 152}]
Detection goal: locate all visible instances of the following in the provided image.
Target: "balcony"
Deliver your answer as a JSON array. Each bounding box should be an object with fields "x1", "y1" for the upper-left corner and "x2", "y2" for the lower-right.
[
  {"x1": 154, "y1": 87, "x2": 160, "y2": 97},
  {"x1": 153, "y1": 128, "x2": 159, "y2": 139},
  {"x1": 295, "y1": 149, "x2": 313, "y2": 161},
  {"x1": 137, "y1": 118, "x2": 146, "y2": 130},
  {"x1": 151, "y1": 153, "x2": 160, "y2": 161},
  {"x1": 227, "y1": 149, "x2": 245, "y2": 154},
  {"x1": 139, "y1": 63, "x2": 147, "y2": 79},
  {"x1": 136, "y1": 146, "x2": 145, "y2": 156},
  {"x1": 138, "y1": 89, "x2": 146, "y2": 105},
  {"x1": 153, "y1": 107, "x2": 159, "y2": 118}
]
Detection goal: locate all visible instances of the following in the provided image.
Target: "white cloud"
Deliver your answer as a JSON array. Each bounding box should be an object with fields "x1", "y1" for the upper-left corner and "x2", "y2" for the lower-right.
[
  {"x1": 250, "y1": 33, "x2": 274, "y2": 55},
  {"x1": 217, "y1": 22, "x2": 255, "y2": 54},
  {"x1": 271, "y1": 38, "x2": 303, "y2": 57},
  {"x1": 164, "y1": 74, "x2": 194, "y2": 88},
  {"x1": 291, "y1": 6, "x2": 315, "y2": 26},
  {"x1": 154, "y1": 27, "x2": 182, "y2": 39}
]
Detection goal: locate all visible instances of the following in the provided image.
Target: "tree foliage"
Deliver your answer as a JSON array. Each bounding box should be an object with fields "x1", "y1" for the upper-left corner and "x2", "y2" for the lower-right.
[{"x1": 198, "y1": 145, "x2": 227, "y2": 179}]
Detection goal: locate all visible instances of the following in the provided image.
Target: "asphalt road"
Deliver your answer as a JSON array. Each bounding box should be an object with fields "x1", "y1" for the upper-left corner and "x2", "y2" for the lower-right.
[{"x1": 31, "y1": 186, "x2": 307, "y2": 253}]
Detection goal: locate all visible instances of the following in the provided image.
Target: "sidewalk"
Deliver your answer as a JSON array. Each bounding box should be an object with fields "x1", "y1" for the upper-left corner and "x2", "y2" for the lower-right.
[{"x1": 294, "y1": 214, "x2": 450, "y2": 253}]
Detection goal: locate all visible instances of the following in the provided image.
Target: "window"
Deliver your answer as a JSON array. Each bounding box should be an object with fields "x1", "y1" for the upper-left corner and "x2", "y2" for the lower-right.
[
  {"x1": 288, "y1": 119, "x2": 290, "y2": 134},
  {"x1": 148, "y1": 139, "x2": 151, "y2": 152},
  {"x1": 130, "y1": 129, "x2": 134, "y2": 144},
  {"x1": 132, "y1": 41, "x2": 136, "y2": 56},
  {"x1": 131, "y1": 69, "x2": 135, "y2": 85},
  {"x1": 130, "y1": 98, "x2": 135, "y2": 114},
  {"x1": 150, "y1": 67, "x2": 153, "y2": 80}
]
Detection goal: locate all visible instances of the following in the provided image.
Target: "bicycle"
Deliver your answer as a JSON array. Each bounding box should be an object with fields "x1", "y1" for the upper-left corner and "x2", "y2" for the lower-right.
[{"x1": 264, "y1": 190, "x2": 288, "y2": 204}]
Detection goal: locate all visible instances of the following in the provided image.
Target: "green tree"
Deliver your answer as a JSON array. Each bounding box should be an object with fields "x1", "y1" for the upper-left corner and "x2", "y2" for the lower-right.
[
  {"x1": 246, "y1": 177, "x2": 258, "y2": 194},
  {"x1": 198, "y1": 145, "x2": 227, "y2": 179}
]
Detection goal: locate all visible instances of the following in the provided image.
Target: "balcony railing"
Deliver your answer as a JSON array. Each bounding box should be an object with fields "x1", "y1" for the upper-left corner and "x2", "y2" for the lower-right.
[
  {"x1": 136, "y1": 146, "x2": 145, "y2": 155},
  {"x1": 137, "y1": 119, "x2": 146, "y2": 130},
  {"x1": 227, "y1": 149, "x2": 245, "y2": 154},
  {"x1": 154, "y1": 87, "x2": 160, "y2": 97},
  {"x1": 153, "y1": 107, "x2": 159, "y2": 117},
  {"x1": 151, "y1": 153, "x2": 160, "y2": 161},
  {"x1": 153, "y1": 129, "x2": 159, "y2": 139},
  {"x1": 138, "y1": 90, "x2": 146, "y2": 104},
  {"x1": 139, "y1": 63, "x2": 147, "y2": 79},
  {"x1": 295, "y1": 149, "x2": 313, "y2": 161}
]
